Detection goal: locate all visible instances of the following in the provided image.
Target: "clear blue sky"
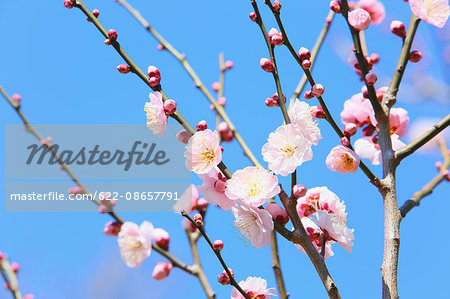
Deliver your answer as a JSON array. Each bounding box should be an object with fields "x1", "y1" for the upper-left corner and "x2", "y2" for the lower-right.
[{"x1": 1, "y1": 0, "x2": 449, "y2": 298}]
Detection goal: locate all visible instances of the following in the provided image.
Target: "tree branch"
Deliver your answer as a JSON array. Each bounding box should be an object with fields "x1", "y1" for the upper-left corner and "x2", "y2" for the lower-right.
[{"x1": 0, "y1": 255, "x2": 22, "y2": 299}]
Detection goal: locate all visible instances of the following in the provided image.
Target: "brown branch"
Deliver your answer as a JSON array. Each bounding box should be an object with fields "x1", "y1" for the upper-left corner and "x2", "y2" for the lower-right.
[
  {"x1": 114, "y1": 0, "x2": 262, "y2": 168},
  {"x1": 0, "y1": 255, "x2": 22, "y2": 299},
  {"x1": 395, "y1": 114, "x2": 450, "y2": 162},
  {"x1": 400, "y1": 140, "x2": 450, "y2": 218}
]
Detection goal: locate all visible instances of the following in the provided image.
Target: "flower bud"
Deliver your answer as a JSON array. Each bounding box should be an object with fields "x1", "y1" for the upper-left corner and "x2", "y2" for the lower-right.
[
  {"x1": 311, "y1": 84, "x2": 325, "y2": 97},
  {"x1": 361, "y1": 86, "x2": 369, "y2": 98},
  {"x1": 176, "y1": 129, "x2": 191, "y2": 144},
  {"x1": 292, "y1": 184, "x2": 307, "y2": 198},
  {"x1": 11, "y1": 262, "x2": 19, "y2": 273},
  {"x1": 87, "y1": 9, "x2": 100, "y2": 22},
  {"x1": 272, "y1": 1, "x2": 282, "y2": 13},
  {"x1": 268, "y1": 28, "x2": 284, "y2": 46},
  {"x1": 301, "y1": 59, "x2": 311, "y2": 69},
  {"x1": 218, "y1": 122, "x2": 234, "y2": 142},
  {"x1": 68, "y1": 186, "x2": 84, "y2": 196},
  {"x1": 330, "y1": 1, "x2": 342, "y2": 13},
  {"x1": 196, "y1": 198, "x2": 209, "y2": 211},
  {"x1": 147, "y1": 66, "x2": 161, "y2": 86},
  {"x1": 194, "y1": 213, "x2": 203, "y2": 226},
  {"x1": 152, "y1": 228, "x2": 170, "y2": 251},
  {"x1": 265, "y1": 203, "x2": 289, "y2": 226},
  {"x1": 311, "y1": 106, "x2": 326, "y2": 118},
  {"x1": 0, "y1": 252, "x2": 3, "y2": 263},
  {"x1": 249, "y1": 12, "x2": 257, "y2": 22},
  {"x1": 224, "y1": 61, "x2": 234, "y2": 70},
  {"x1": 104, "y1": 39, "x2": 111, "y2": 46},
  {"x1": 265, "y1": 97, "x2": 277, "y2": 107},
  {"x1": 390, "y1": 20, "x2": 406, "y2": 38},
  {"x1": 297, "y1": 47, "x2": 311, "y2": 61},
  {"x1": 260, "y1": 58, "x2": 275, "y2": 72},
  {"x1": 408, "y1": 50, "x2": 422, "y2": 63},
  {"x1": 103, "y1": 221, "x2": 122, "y2": 236},
  {"x1": 63, "y1": 0, "x2": 75, "y2": 9},
  {"x1": 217, "y1": 97, "x2": 226, "y2": 107},
  {"x1": 365, "y1": 73, "x2": 377, "y2": 86},
  {"x1": 213, "y1": 240, "x2": 224, "y2": 252},
  {"x1": 152, "y1": 262, "x2": 173, "y2": 281},
  {"x1": 435, "y1": 161, "x2": 443, "y2": 169},
  {"x1": 340, "y1": 136, "x2": 350, "y2": 146},
  {"x1": 196, "y1": 120, "x2": 208, "y2": 131},
  {"x1": 163, "y1": 100, "x2": 177, "y2": 115},
  {"x1": 304, "y1": 90, "x2": 314, "y2": 100},
  {"x1": 344, "y1": 123, "x2": 358, "y2": 137},
  {"x1": 116, "y1": 64, "x2": 131, "y2": 74},
  {"x1": 212, "y1": 82, "x2": 221, "y2": 92},
  {"x1": 370, "y1": 53, "x2": 380, "y2": 64},
  {"x1": 376, "y1": 86, "x2": 388, "y2": 102},
  {"x1": 157, "y1": 44, "x2": 164, "y2": 50},
  {"x1": 348, "y1": 8, "x2": 371, "y2": 31},
  {"x1": 217, "y1": 269, "x2": 234, "y2": 285},
  {"x1": 107, "y1": 29, "x2": 118, "y2": 42},
  {"x1": 23, "y1": 295, "x2": 34, "y2": 299}
]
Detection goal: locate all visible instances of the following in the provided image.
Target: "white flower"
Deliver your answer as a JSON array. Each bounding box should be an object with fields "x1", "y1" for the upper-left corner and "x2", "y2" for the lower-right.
[
  {"x1": 316, "y1": 209, "x2": 355, "y2": 253},
  {"x1": 295, "y1": 217, "x2": 335, "y2": 258},
  {"x1": 262, "y1": 124, "x2": 313, "y2": 176},
  {"x1": 225, "y1": 166, "x2": 280, "y2": 207},
  {"x1": 288, "y1": 99, "x2": 322, "y2": 145},
  {"x1": 144, "y1": 92, "x2": 167, "y2": 137},
  {"x1": 184, "y1": 129, "x2": 222, "y2": 174},
  {"x1": 173, "y1": 184, "x2": 199, "y2": 213},
  {"x1": 117, "y1": 221, "x2": 153, "y2": 268},
  {"x1": 354, "y1": 134, "x2": 406, "y2": 165}
]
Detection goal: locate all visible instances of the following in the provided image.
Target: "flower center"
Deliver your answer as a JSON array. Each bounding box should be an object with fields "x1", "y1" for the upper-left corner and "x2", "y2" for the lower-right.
[
  {"x1": 339, "y1": 153, "x2": 354, "y2": 171},
  {"x1": 200, "y1": 149, "x2": 216, "y2": 163},
  {"x1": 248, "y1": 183, "x2": 262, "y2": 197},
  {"x1": 281, "y1": 145, "x2": 297, "y2": 157}
]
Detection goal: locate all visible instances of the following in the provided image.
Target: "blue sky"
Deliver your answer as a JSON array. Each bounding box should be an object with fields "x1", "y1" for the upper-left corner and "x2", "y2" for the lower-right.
[{"x1": 1, "y1": 0, "x2": 449, "y2": 298}]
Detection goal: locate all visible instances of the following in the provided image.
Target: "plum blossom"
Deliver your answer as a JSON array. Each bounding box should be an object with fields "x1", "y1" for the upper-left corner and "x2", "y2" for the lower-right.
[
  {"x1": 297, "y1": 187, "x2": 347, "y2": 220},
  {"x1": 117, "y1": 221, "x2": 154, "y2": 268},
  {"x1": 409, "y1": 0, "x2": 450, "y2": 28},
  {"x1": 348, "y1": 8, "x2": 372, "y2": 31},
  {"x1": 173, "y1": 184, "x2": 199, "y2": 213},
  {"x1": 225, "y1": 167, "x2": 280, "y2": 207},
  {"x1": 354, "y1": 134, "x2": 406, "y2": 165},
  {"x1": 326, "y1": 145, "x2": 360, "y2": 173},
  {"x1": 287, "y1": 98, "x2": 322, "y2": 145},
  {"x1": 144, "y1": 92, "x2": 167, "y2": 137},
  {"x1": 152, "y1": 262, "x2": 173, "y2": 281},
  {"x1": 198, "y1": 168, "x2": 236, "y2": 210},
  {"x1": 357, "y1": 0, "x2": 386, "y2": 24},
  {"x1": 232, "y1": 204, "x2": 273, "y2": 249},
  {"x1": 340, "y1": 92, "x2": 373, "y2": 128},
  {"x1": 316, "y1": 209, "x2": 354, "y2": 253},
  {"x1": 184, "y1": 129, "x2": 222, "y2": 174},
  {"x1": 262, "y1": 124, "x2": 313, "y2": 176},
  {"x1": 295, "y1": 217, "x2": 335, "y2": 258},
  {"x1": 369, "y1": 107, "x2": 409, "y2": 138},
  {"x1": 231, "y1": 276, "x2": 277, "y2": 299}
]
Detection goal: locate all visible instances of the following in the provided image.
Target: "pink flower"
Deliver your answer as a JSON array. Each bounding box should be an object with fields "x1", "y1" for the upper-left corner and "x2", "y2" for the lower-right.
[
  {"x1": 326, "y1": 145, "x2": 360, "y2": 173},
  {"x1": 225, "y1": 167, "x2": 280, "y2": 207},
  {"x1": 152, "y1": 262, "x2": 173, "y2": 281},
  {"x1": 297, "y1": 186, "x2": 347, "y2": 220},
  {"x1": 287, "y1": 99, "x2": 322, "y2": 145},
  {"x1": 316, "y1": 209, "x2": 355, "y2": 253},
  {"x1": 348, "y1": 8, "x2": 372, "y2": 31},
  {"x1": 295, "y1": 217, "x2": 335, "y2": 258},
  {"x1": 358, "y1": 0, "x2": 385, "y2": 25},
  {"x1": 262, "y1": 124, "x2": 313, "y2": 176},
  {"x1": 409, "y1": 0, "x2": 450, "y2": 28},
  {"x1": 369, "y1": 108, "x2": 409, "y2": 138},
  {"x1": 144, "y1": 92, "x2": 167, "y2": 137},
  {"x1": 354, "y1": 134, "x2": 406, "y2": 165},
  {"x1": 173, "y1": 184, "x2": 199, "y2": 213},
  {"x1": 232, "y1": 204, "x2": 273, "y2": 248},
  {"x1": 231, "y1": 276, "x2": 276, "y2": 299},
  {"x1": 176, "y1": 129, "x2": 191, "y2": 144},
  {"x1": 198, "y1": 168, "x2": 236, "y2": 210},
  {"x1": 117, "y1": 221, "x2": 154, "y2": 268},
  {"x1": 184, "y1": 129, "x2": 222, "y2": 174},
  {"x1": 151, "y1": 228, "x2": 170, "y2": 251},
  {"x1": 340, "y1": 92, "x2": 373, "y2": 128}
]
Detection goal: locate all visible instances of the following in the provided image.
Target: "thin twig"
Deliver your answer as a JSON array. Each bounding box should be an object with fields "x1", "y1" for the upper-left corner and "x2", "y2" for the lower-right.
[
  {"x1": 0, "y1": 255, "x2": 22, "y2": 299},
  {"x1": 399, "y1": 140, "x2": 450, "y2": 218}
]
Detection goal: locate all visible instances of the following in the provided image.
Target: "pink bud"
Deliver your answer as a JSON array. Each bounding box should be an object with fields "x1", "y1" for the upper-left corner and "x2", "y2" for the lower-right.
[
  {"x1": 341, "y1": 136, "x2": 350, "y2": 146},
  {"x1": 311, "y1": 84, "x2": 325, "y2": 97},
  {"x1": 365, "y1": 73, "x2": 377, "y2": 86},
  {"x1": 212, "y1": 82, "x2": 221, "y2": 92},
  {"x1": 152, "y1": 262, "x2": 173, "y2": 281},
  {"x1": 362, "y1": 125, "x2": 376, "y2": 137},
  {"x1": 370, "y1": 53, "x2": 380, "y2": 64},
  {"x1": 63, "y1": 0, "x2": 74, "y2": 9},
  {"x1": 196, "y1": 120, "x2": 208, "y2": 131},
  {"x1": 176, "y1": 129, "x2": 191, "y2": 144},
  {"x1": 435, "y1": 161, "x2": 443, "y2": 169},
  {"x1": 217, "y1": 269, "x2": 234, "y2": 285},
  {"x1": 214, "y1": 178, "x2": 227, "y2": 192},
  {"x1": 224, "y1": 61, "x2": 234, "y2": 70},
  {"x1": 390, "y1": 20, "x2": 406, "y2": 38},
  {"x1": 301, "y1": 59, "x2": 311, "y2": 69},
  {"x1": 344, "y1": 123, "x2": 358, "y2": 137},
  {"x1": 297, "y1": 47, "x2": 311, "y2": 61},
  {"x1": 265, "y1": 203, "x2": 289, "y2": 226},
  {"x1": 311, "y1": 106, "x2": 326, "y2": 118},
  {"x1": 260, "y1": 58, "x2": 275, "y2": 72},
  {"x1": 213, "y1": 240, "x2": 224, "y2": 252},
  {"x1": 104, "y1": 39, "x2": 111, "y2": 46},
  {"x1": 68, "y1": 186, "x2": 84, "y2": 196},
  {"x1": 217, "y1": 97, "x2": 226, "y2": 107},
  {"x1": 218, "y1": 122, "x2": 234, "y2": 142},
  {"x1": 0, "y1": 252, "x2": 3, "y2": 263},
  {"x1": 152, "y1": 228, "x2": 170, "y2": 251},
  {"x1": 194, "y1": 213, "x2": 203, "y2": 226},
  {"x1": 103, "y1": 221, "x2": 122, "y2": 237},
  {"x1": 12, "y1": 94, "x2": 21, "y2": 104},
  {"x1": 330, "y1": 1, "x2": 342, "y2": 13},
  {"x1": 11, "y1": 262, "x2": 19, "y2": 273},
  {"x1": 107, "y1": 29, "x2": 118, "y2": 41},
  {"x1": 98, "y1": 204, "x2": 109, "y2": 213},
  {"x1": 408, "y1": 51, "x2": 422, "y2": 63},
  {"x1": 164, "y1": 100, "x2": 177, "y2": 115},
  {"x1": 116, "y1": 64, "x2": 131, "y2": 74},
  {"x1": 4, "y1": 283, "x2": 9, "y2": 290},
  {"x1": 147, "y1": 66, "x2": 161, "y2": 86},
  {"x1": 196, "y1": 198, "x2": 209, "y2": 211},
  {"x1": 156, "y1": 44, "x2": 164, "y2": 50},
  {"x1": 348, "y1": 8, "x2": 371, "y2": 31},
  {"x1": 249, "y1": 12, "x2": 257, "y2": 22},
  {"x1": 361, "y1": 86, "x2": 369, "y2": 98},
  {"x1": 268, "y1": 28, "x2": 283, "y2": 46},
  {"x1": 304, "y1": 90, "x2": 314, "y2": 100},
  {"x1": 93, "y1": 9, "x2": 100, "y2": 17},
  {"x1": 182, "y1": 218, "x2": 197, "y2": 232},
  {"x1": 272, "y1": 1, "x2": 282, "y2": 13},
  {"x1": 265, "y1": 97, "x2": 277, "y2": 107},
  {"x1": 292, "y1": 184, "x2": 307, "y2": 198},
  {"x1": 23, "y1": 295, "x2": 34, "y2": 299},
  {"x1": 376, "y1": 86, "x2": 388, "y2": 102}
]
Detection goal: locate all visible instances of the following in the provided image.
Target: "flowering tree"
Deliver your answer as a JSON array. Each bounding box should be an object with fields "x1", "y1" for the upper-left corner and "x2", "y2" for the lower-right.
[{"x1": 1, "y1": 0, "x2": 449, "y2": 298}]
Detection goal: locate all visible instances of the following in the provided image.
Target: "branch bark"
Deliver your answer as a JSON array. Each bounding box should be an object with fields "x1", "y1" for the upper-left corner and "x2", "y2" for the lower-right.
[{"x1": 0, "y1": 255, "x2": 23, "y2": 299}]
